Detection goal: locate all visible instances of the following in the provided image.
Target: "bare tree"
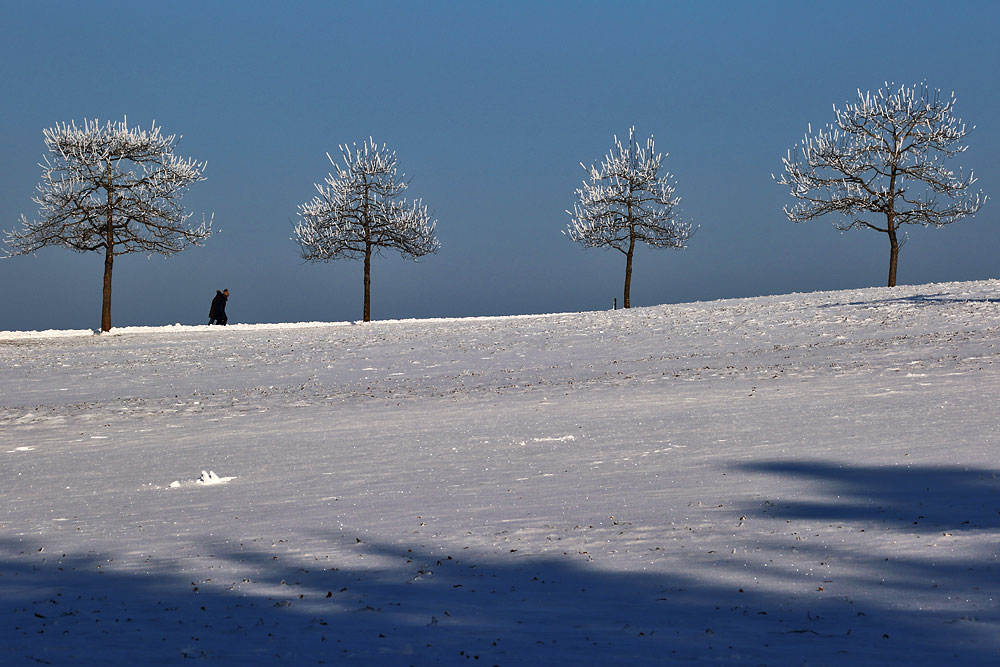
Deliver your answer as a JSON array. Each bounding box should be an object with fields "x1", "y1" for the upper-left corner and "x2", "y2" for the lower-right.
[
  {"x1": 566, "y1": 127, "x2": 693, "y2": 308},
  {"x1": 293, "y1": 138, "x2": 439, "y2": 322},
  {"x1": 4, "y1": 117, "x2": 212, "y2": 331},
  {"x1": 776, "y1": 82, "x2": 987, "y2": 287}
]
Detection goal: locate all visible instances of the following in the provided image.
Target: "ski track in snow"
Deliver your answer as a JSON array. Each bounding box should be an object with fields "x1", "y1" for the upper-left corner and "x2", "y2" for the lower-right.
[{"x1": 1, "y1": 279, "x2": 998, "y2": 664}]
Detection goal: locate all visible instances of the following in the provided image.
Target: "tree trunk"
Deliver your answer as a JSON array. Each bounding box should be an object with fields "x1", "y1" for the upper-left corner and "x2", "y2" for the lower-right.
[
  {"x1": 101, "y1": 240, "x2": 114, "y2": 332},
  {"x1": 363, "y1": 244, "x2": 372, "y2": 322},
  {"x1": 623, "y1": 233, "x2": 636, "y2": 308},
  {"x1": 886, "y1": 174, "x2": 899, "y2": 287},
  {"x1": 101, "y1": 176, "x2": 114, "y2": 332},
  {"x1": 887, "y1": 225, "x2": 899, "y2": 287}
]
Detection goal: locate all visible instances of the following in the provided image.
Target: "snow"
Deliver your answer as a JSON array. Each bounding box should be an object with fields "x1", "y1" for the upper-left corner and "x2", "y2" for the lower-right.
[
  {"x1": 168, "y1": 471, "x2": 236, "y2": 489},
  {"x1": 1, "y1": 279, "x2": 998, "y2": 665}
]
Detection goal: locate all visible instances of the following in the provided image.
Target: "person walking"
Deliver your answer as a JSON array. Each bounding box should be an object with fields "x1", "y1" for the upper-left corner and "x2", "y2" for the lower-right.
[{"x1": 208, "y1": 289, "x2": 229, "y2": 325}]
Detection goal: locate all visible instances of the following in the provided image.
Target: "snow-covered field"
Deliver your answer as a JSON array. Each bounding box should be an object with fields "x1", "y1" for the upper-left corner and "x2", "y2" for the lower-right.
[{"x1": 2, "y1": 280, "x2": 998, "y2": 665}]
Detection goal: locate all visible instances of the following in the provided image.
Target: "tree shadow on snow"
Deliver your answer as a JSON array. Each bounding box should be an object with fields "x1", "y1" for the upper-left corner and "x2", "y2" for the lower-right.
[
  {"x1": 3, "y1": 476, "x2": 999, "y2": 667},
  {"x1": 820, "y1": 293, "x2": 1000, "y2": 309},
  {"x1": 736, "y1": 460, "x2": 1000, "y2": 532}
]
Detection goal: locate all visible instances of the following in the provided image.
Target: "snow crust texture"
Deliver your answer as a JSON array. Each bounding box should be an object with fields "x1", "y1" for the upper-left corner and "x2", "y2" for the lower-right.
[{"x1": 1, "y1": 280, "x2": 999, "y2": 664}]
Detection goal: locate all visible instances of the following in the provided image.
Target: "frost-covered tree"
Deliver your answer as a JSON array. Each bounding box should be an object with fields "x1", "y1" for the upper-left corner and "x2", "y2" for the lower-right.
[
  {"x1": 566, "y1": 127, "x2": 693, "y2": 309},
  {"x1": 3, "y1": 117, "x2": 211, "y2": 332},
  {"x1": 293, "y1": 139, "x2": 439, "y2": 322},
  {"x1": 776, "y1": 82, "x2": 986, "y2": 287}
]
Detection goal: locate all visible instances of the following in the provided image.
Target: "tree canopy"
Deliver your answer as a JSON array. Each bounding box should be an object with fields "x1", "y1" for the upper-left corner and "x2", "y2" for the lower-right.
[
  {"x1": 776, "y1": 82, "x2": 986, "y2": 286},
  {"x1": 293, "y1": 138, "x2": 439, "y2": 322},
  {"x1": 566, "y1": 127, "x2": 693, "y2": 308},
  {"x1": 4, "y1": 117, "x2": 211, "y2": 331}
]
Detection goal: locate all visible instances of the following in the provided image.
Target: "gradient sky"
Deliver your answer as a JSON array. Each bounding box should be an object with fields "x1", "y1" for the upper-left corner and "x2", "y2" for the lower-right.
[{"x1": 1, "y1": 0, "x2": 997, "y2": 330}]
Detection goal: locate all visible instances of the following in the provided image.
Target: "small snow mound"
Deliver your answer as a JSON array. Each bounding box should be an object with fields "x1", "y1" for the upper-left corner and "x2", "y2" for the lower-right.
[
  {"x1": 197, "y1": 469, "x2": 235, "y2": 485},
  {"x1": 167, "y1": 470, "x2": 236, "y2": 489}
]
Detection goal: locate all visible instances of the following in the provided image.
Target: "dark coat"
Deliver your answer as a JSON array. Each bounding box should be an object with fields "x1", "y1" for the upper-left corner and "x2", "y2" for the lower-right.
[{"x1": 209, "y1": 290, "x2": 228, "y2": 324}]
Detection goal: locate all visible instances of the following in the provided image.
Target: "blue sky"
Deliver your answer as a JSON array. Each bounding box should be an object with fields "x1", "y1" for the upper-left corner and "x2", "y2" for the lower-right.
[{"x1": 1, "y1": 0, "x2": 997, "y2": 330}]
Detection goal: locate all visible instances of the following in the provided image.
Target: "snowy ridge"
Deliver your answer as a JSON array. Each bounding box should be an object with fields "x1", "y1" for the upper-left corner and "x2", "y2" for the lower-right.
[
  {"x1": 1, "y1": 279, "x2": 998, "y2": 664},
  {"x1": 3, "y1": 277, "x2": 998, "y2": 340},
  {"x1": 0, "y1": 327, "x2": 97, "y2": 340},
  {"x1": 0, "y1": 320, "x2": 353, "y2": 340}
]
